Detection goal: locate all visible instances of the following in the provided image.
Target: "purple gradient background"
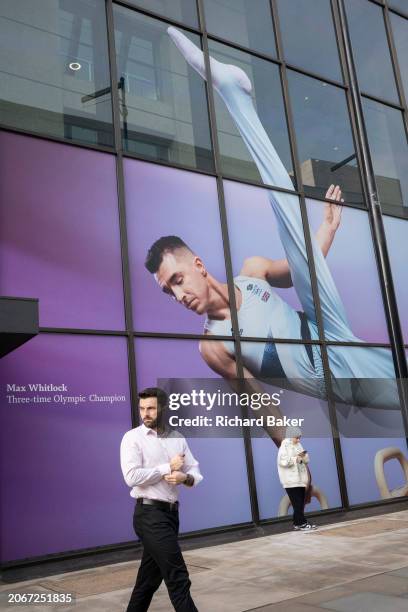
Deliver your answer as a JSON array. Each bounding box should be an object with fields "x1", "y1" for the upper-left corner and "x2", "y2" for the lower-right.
[
  {"x1": 0, "y1": 133, "x2": 125, "y2": 330},
  {"x1": 0, "y1": 334, "x2": 133, "y2": 562},
  {"x1": 134, "y1": 338, "x2": 253, "y2": 531},
  {"x1": 340, "y1": 437, "x2": 408, "y2": 505},
  {"x1": 383, "y1": 215, "x2": 408, "y2": 343},
  {"x1": 124, "y1": 159, "x2": 227, "y2": 334},
  {"x1": 224, "y1": 180, "x2": 308, "y2": 318},
  {"x1": 306, "y1": 199, "x2": 389, "y2": 342}
]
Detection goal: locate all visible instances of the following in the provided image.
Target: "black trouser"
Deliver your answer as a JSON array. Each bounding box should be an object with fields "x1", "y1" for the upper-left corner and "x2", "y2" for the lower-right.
[
  {"x1": 285, "y1": 486, "x2": 306, "y2": 526},
  {"x1": 126, "y1": 503, "x2": 198, "y2": 612}
]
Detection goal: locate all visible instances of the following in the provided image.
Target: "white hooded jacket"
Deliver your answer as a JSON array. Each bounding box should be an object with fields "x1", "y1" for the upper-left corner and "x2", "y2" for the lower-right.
[{"x1": 277, "y1": 438, "x2": 310, "y2": 488}]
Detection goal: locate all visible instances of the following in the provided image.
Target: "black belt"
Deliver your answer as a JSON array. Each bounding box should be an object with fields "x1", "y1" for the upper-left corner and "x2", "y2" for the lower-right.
[{"x1": 136, "y1": 497, "x2": 179, "y2": 512}]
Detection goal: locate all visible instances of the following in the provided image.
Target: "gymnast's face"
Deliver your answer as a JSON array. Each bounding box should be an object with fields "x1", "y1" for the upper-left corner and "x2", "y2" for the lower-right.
[{"x1": 155, "y1": 249, "x2": 211, "y2": 315}]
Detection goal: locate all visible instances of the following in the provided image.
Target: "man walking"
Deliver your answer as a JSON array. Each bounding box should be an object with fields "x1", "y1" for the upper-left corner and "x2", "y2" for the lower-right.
[{"x1": 120, "y1": 387, "x2": 202, "y2": 611}]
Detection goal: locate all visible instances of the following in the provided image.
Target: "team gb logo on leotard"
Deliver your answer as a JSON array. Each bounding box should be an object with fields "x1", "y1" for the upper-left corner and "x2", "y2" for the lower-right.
[{"x1": 247, "y1": 283, "x2": 270, "y2": 302}]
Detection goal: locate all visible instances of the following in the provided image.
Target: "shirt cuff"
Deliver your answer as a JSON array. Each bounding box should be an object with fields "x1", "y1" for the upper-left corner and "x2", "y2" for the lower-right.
[
  {"x1": 157, "y1": 463, "x2": 171, "y2": 476},
  {"x1": 188, "y1": 472, "x2": 203, "y2": 486}
]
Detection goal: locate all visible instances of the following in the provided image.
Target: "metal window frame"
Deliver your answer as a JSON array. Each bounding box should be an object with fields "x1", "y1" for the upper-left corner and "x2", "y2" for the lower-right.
[{"x1": 1, "y1": 0, "x2": 408, "y2": 569}]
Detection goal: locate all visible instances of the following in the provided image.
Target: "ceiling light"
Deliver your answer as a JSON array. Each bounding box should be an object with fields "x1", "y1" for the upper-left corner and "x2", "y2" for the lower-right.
[{"x1": 69, "y1": 62, "x2": 81, "y2": 71}]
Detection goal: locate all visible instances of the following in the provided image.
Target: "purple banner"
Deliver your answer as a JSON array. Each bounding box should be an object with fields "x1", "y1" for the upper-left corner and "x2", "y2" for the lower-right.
[
  {"x1": 0, "y1": 334, "x2": 133, "y2": 562},
  {"x1": 0, "y1": 132, "x2": 125, "y2": 330}
]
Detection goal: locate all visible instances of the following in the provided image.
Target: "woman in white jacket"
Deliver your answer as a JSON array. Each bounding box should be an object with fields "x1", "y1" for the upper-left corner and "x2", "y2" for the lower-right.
[{"x1": 277, "y1": 426, "x2": 317, "y2": 531}]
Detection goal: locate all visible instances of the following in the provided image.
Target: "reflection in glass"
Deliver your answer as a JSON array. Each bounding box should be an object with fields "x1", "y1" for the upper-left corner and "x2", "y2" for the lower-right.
[
  {"x1": 363, "y1": 98, "x2": 408, "y2": 212},
  {"x1": 209, "y1": 41, "x2": 293, "y2": 185},
  {"x1": 390, "y1": 12, "x2": 408, "y2": 102},
  {"x1": 383, "y1": 215, "x2": 408, "y2": 342},
  {"x1": 276, "y1": 0, "x2": 342, "y2": 82},
  {"x1": 287, "y1": 71, "x2": 363, "y2": 204},
  {"x1": 388, "y1": 1, "x2": 408, "y2": 14},
  {"x1": 306, "y1": 200, "x2": 389, "y2": 343},
  {"x1": 125, "y1": 0, "x2": 198, "y2": 28},
  {"x1": 113, "y1": 7, "x2": 213, "y2": 171},
  {"x1": 345, "y1": 0, "x2": 398, "y2": 103},
  {"x1": 203, "y1": 0, "x2": 276, "y2": 57},
  {"x1": 224, "y1": 180, "x2": 316, "y2": 334},
  {"x1": 0, "y1": 0, "x2": 113, "y2": 146}
]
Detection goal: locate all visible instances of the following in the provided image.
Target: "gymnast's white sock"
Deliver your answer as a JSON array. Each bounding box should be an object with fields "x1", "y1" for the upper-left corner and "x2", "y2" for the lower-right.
[{"x1": 167, "y1": 26, "x2": 252, "y2": 95}]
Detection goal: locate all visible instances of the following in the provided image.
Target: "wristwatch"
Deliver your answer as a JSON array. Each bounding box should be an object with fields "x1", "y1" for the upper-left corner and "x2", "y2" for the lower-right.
[{"x1": 184, "y1": 473, "x2": 194, "y2": 487}]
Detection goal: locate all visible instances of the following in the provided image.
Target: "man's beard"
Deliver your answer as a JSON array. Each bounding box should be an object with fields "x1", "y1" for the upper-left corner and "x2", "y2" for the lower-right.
[{"x1": 143, "y1": 417, "x2": 158, "y2": 429}]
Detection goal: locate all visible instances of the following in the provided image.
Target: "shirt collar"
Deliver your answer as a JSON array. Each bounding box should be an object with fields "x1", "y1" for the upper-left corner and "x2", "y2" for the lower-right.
[{"x1": 141, "y1": 423, "x2": 157, "y2": 437}]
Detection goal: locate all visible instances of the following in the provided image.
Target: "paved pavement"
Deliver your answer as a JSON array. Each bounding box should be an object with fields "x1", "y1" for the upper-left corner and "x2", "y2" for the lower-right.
[{"x1": 1, "y1": 510, "x2": 408, "y2": 611}]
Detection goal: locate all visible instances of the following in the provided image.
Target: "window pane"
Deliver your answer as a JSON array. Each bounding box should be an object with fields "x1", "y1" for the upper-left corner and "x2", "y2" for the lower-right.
[
  {"x1": 288, "y1": 71, "x2": 363, "y2": 204},
  {"x1": 239, "y1": 342, "x2": 341, "y2": 520},
  {"x1": 0, "y1": 0, "x2": 113, "y2": 146},
  {"x1": 203, "y1": 0, "x2": 276, "y2": 57},
  {"x1": 345, "y1": 0, "x2": 398, "y2": 103},
  {"x1": 276, "y1": 0, "x2": 342, "y2": 82},
  {"x1": 209, "y1": 41, "x2": 294, "y2": 186},
  {"x1": 134, "y1": 338, "x2": 252, "y2": 531},
  {"x1": 0, "y1": 334, "x2": 132, "y2": 561},
  {"x1": 125, "y1": 0, "x2": 198, "y2": 28},
  {"x1": 328, "y1": 345, "x2": 406, "y2": 506},
  {"x1": 114, "y1": 6, "x2": 213, "y2": 171},
  {"x1": 388, "y1": 0, "x2": 408, "y2": 15},
  {"x1": 390, "y1": 12, "x2": 408, "y2": 102},
  {"x1": 0, "y1": 132, "x2": 125, "y2": 330},
  {"x1": 253, "y1": 437, "x2": 342, "y2": 519},
  {"x1": 383, "y1": 215, "x2": 408, "y2": 342},
  {"x1": 124, "y1": 159, "x2": 227, "y2": 335},
  {"x1": 339, "y1": 437, "x2": 408, "y2": 505},
  {"x1": 306, "y1": 200, "x2": 389, "y2": 343},
  {"x1": 363, "y1": 98, "x2": 408, "y2": 213},
  {"x1": 224, "y1": 181, "x2": 317, "y2": 338}
]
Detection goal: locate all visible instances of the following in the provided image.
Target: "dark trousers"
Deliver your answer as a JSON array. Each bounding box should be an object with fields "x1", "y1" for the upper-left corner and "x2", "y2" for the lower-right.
[
  {"x1": 285, "y1": 486, "x2": 306, "y2": 526},
  {"x1": 126, "y1": 504, "x2": 198, "y2": 612}
]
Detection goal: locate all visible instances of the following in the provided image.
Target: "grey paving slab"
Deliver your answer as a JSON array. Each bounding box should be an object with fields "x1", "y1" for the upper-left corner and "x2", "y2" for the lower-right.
[
  {"x1": 245, "y1": 602, "x2": 324, "y2": 612},
  {"x1": 320, "y1": 591, "x2": 408, "y2": 612},
  {"x1": 389, "y1": 566, "x2": 408, "y2": 578}
]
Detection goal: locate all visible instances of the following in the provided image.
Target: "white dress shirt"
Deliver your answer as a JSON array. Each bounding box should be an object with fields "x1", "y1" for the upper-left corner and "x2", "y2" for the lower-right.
[{"x1": 120, "y1": 424, "x2": 203, "y2": 503}]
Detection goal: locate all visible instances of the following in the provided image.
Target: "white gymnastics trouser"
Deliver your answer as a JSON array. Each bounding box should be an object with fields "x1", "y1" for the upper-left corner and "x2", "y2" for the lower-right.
[{"x1": 167, "y1": 27, "x2": 400, "y2": 411}]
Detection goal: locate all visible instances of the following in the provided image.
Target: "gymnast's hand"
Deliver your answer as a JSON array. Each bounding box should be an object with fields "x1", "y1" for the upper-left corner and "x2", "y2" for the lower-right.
[
  {"x1": 323, "y1": 184, "x2": 344, "y2": 233},
  {"x1": 315, "y1": 185, "x2": 344, "y2": 258}
]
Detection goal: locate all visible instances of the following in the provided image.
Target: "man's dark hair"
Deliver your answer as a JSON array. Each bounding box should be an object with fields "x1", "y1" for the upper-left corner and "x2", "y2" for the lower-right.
[
  {"x1": 138, "y1": 387, "x2": 168, "y2": 410},
  {"x1": 145, "y1": 236, "x2": 192, "y2": 274}
]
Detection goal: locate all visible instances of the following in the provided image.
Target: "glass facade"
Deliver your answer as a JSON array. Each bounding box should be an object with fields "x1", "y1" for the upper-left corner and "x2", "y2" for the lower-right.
[
  {"x1": 0, "y1": 0, "x2": 113, "y2": 146},
  {"x1": 1, "y1": 0, "x2": 408, "y2": 563},
  {"x1": 276, "y1": 0, "x2": 343, "y2": 82},
  {"x1": 203, "y1": 0, "x2": 276, "y2": 57},
  {"x1": 113, "y1": 6, "x2": 213, "y2": 170},
  {"x1": 345, "y1": 0, "x2": 398, "y2": 103}
]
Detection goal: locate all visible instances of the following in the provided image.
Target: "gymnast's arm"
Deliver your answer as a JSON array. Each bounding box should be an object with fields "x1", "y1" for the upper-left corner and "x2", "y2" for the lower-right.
[
  {"x1": 240, "y1": 185, "x2": 343, "y2": 289},
  {"x1": 199, "y1": 336, "x2": 285, "y2": 446}
]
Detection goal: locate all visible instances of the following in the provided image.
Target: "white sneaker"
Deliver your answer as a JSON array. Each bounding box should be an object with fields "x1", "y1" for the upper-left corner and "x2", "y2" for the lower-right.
[{"x1": 300, "y1": 523, "x2": 317, "y2": 531}]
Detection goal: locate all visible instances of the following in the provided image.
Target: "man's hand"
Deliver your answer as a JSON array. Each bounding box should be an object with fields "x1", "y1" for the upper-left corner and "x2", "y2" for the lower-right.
[
  {"x1": 164, "y1": 471, "x2": 187, "y2": 485},
  {"x1": 170, "y1": 453, "x2": 184, "y2": 472}
]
